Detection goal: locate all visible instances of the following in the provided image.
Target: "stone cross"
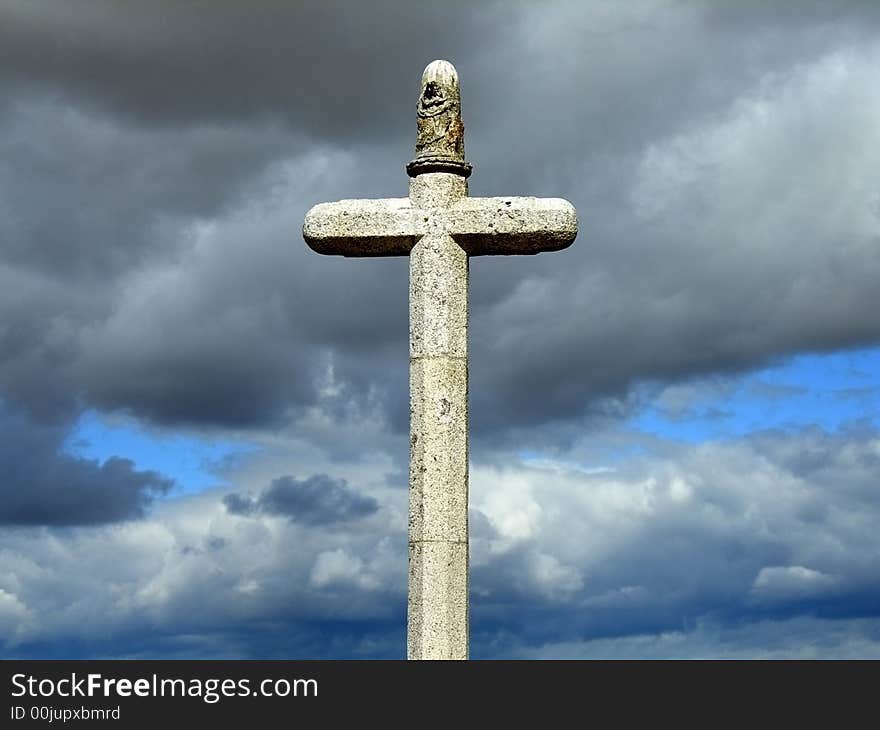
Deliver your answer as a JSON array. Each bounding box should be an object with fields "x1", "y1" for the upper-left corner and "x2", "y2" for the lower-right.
[{"x1": 303, "y1": 60, "x2": 577, "y2": 659}]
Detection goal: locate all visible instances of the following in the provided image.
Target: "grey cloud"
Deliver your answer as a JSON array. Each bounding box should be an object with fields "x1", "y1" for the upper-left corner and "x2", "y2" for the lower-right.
[
  {"x1": 2, "y1": 424, "x2": 879, "y2": 657},
  {"x1": 65, "y1": 161, "x2": 409, "y2": 428},
  {"x1": 221, "y1": 494, "x2": 254, "y2": 516},
  {"x1": 224, "y1": 474, "x2": 378, "y2": 525},
  {"x1": 703, "y1": 0, "x2": 880, "y2": 32},
  {"x1": 469, "y1": 22, "x2": 880, "y2": 431},
  {"x1": 1, "y1": 0, "x2": 880, "y2": 442},
  {"x1": 516, "y1": 615, "x2": 880, "y2": 660},
  {"x1": 751, "y1": 423, "x2": 880, "y2": 498},
  {"x1": 0, "y1": 0, "x2": 490, "y2": 140},
  {"x1": 0, "y1": 408, "x2": 172, "y2": 525},
  {"x1": 0, "y1": 94, "x2": 304, "y2": 283},
  {"x1": 467, "y1": 425, "x2": 880, "y2": 652}
]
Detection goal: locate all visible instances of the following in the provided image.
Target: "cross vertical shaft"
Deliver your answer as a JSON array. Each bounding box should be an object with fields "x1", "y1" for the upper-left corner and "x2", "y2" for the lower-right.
[{"x1": 408, "y1": 173, "x2": 469, "y2": 659}]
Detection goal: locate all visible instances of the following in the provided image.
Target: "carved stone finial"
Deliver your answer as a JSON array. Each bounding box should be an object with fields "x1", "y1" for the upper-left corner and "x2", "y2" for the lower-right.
[{"x1": 406, "y1": 60, "x2": 472, "y2": 178}]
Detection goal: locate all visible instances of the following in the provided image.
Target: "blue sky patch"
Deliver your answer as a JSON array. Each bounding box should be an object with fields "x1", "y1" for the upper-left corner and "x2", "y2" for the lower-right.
[
  {"x1": 64, "y1": 410, "x2": 258, "y2": 495},
  {"x1": 631, "y1": 346, "x2": 880, "y2": 442}
]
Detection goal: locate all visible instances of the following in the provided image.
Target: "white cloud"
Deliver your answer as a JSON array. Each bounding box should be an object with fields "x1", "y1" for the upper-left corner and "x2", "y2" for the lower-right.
[
  {"x1": 0, "y1": 588, "x2": 30, "y2": 641},
  {"x1": 1, "y1": 423, "x2": 878, "y2": 657},
  {"x1": 750, "y1": 565, "x2": 839, "y2": 603},
  {"x1": 518, "y1": 616, "x2": 880, "y2": 659},
  {"x1": 310, "y1": 548, "x2": 381, "y2": 592}
]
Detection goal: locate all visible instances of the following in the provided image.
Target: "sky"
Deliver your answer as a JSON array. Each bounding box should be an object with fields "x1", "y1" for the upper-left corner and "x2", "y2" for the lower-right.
[{"x1": 1, "y1": 0, "x2": 879, "y2": 659}]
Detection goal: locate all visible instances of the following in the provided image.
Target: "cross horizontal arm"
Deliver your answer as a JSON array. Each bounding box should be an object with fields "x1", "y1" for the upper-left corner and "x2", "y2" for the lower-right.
[
  {"x1": 449, "y1": 197, "x2": 577, "y2": 256},
  {"x1": 303, "y1": 198, "x2": 418, "y2": 257},
  {"x1": 304, "y1": 195, "x2": 578, "y2": 258}
]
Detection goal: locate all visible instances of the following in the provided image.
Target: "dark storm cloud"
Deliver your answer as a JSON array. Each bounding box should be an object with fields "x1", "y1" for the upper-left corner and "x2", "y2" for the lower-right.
[
  {"x1": 703, "y1": 0, "x2": 880, "y2": 30},
  {"x1": 0, "y1": 0, "x2": 481, "y2": 425},
  {"x1": 0, "y1": 99, "x2": 296, "y2": 278},
  {"x1": 1, "y1": 0, "x2": 879, "y2": 439},
  {"x1": 224, "y1": 474, "x2": 378, "y2": 525},
  {"x1": 0, "y1": 407, "x2": 172, "y2": 525},
  {"x1": 460, "y1": 1, "x2": 880, "y2": 432},
  {"x1": 0, "y1": 0, "x2": 490, "y2": 139}
]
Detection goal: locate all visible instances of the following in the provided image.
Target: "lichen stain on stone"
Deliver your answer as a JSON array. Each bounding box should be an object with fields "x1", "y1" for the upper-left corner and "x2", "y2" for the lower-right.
[
  {"x1": 439, "y1": 397, "x2": 452, "y2": 417},
  {"x1": 415, "y1": 111, "x2": 464, "y2": 161}
]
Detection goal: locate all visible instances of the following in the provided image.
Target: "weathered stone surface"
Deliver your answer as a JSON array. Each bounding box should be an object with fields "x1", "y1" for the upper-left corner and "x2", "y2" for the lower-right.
[
  {"x1": 408, "y1": 187, "x2": 469, "y2": 659},
  {"x1": 450, "y1": 196, "x2": 578, "y2": 256},
  {"x1": 301, "y1": 59, "x2": 578, "y2": 661},
  {"x1": 407, "y1": 60, "x2": 471, "y2": 178},
  {"x1": 302, "y1": 198, "x2": 416, "y2": 257},
  {"x1": 410, "y1": 231, "x2": 468, "y2": 357},
  {"x1": 408, "y1": 541, "x2": 468, "y2": 660},
  {"x1": 302, "y1": 192, "x2": 576, "y2": 258},
  {"x1": 409, "y1": 355, "x2": 468, "y2": 543},
  {"x1": 409, "y1": 171, "x2": 468, "y2": 210}
]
